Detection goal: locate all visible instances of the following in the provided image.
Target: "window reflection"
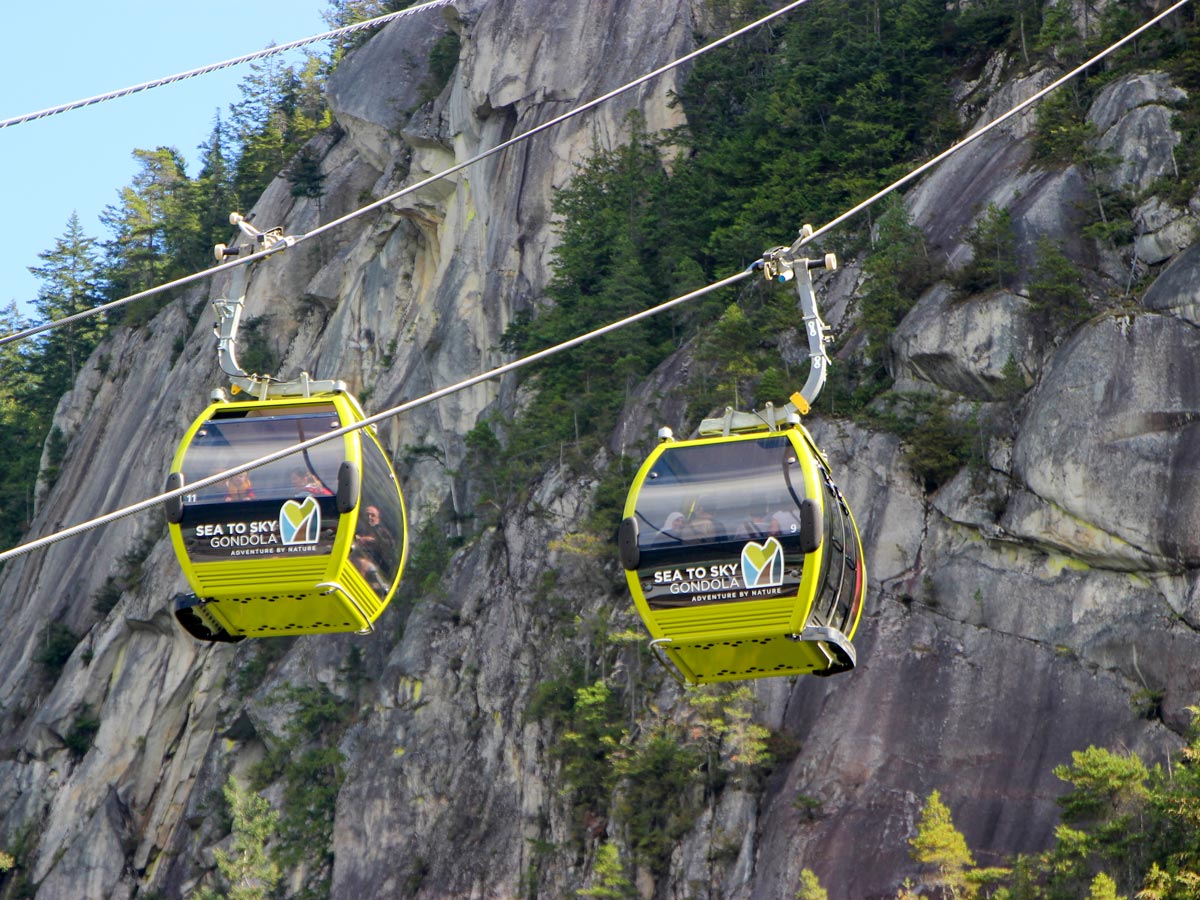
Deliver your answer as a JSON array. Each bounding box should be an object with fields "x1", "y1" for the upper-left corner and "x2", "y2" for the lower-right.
[
  {"x1": 350, "y1": 436, "x2": 404, "y2": 599},
  {"x1": 634, "y1": 437, "x2": 805, "y2": 550},
  {"x1": 182, "y1": 407, "x2": 343, "y2": 504}
]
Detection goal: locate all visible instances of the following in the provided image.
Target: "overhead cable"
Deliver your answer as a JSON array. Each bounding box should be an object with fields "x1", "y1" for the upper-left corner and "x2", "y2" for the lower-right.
[
  {"x1": 793, "y1": 0, "x2": 1194, "y2": 254},
  {"x1": 0, "y1": 0, "x2": 1190, "y2": 564},
  {"x1": 0, "y1": 0, "x2": 457, "y2": 131},
  {"x1": 0, "y1": 267, "x2": 757, "y2": 565},
  {"x1": 0, "y1": 0, "x2": 816, "y2": 349}
]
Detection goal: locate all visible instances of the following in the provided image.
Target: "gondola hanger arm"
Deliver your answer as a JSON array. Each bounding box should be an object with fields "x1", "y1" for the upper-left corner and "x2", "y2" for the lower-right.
[
  {"x1": 697, "y1": 226, "x2": 837, "y2": 437},
  {"x1": 210, "y1": 213, "x2": 344, "y2": 401}
]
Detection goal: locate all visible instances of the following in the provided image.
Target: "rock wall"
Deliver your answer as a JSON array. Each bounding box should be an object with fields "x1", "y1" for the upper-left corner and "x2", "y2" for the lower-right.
[{"x1": 1, "y1": 3, "x2": 1199, "y2": 900}]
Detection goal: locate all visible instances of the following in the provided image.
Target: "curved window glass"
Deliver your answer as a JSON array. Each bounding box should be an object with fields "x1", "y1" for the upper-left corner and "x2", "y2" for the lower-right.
[
  {"x1": 350, "y1": 435, "x2": 405, "y2": 600},
  {"x1": 632, "y1": 436, "x2": 809, "y2": 609},
  {"x1": 177, "y1": 405, "x2": 344, "y2": 562},
  {"x1": 812, "y1": 473, "x2": 862, "y2": 634}
]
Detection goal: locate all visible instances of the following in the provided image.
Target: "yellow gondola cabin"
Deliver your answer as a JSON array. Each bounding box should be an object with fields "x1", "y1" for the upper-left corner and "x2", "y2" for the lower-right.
[
  {"x1": 619, "y1": 245, "x2": 866, "y2": 683},
  {"x1": 166, "y1": 392, "x2": 407, "y2": 642},
  {"x1": 619, "y1": 423, "x2": 864, "y2": 683}
]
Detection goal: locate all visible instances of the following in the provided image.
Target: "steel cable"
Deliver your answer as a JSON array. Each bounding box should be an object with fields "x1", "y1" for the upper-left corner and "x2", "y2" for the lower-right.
[
  {"x1": 0, "y1": 0, "x2": 457, "y2": 130},
  {"x1": 0, "y1": 0, "x2": 1190, "y2": 562},
  {"x1": 0, "y1": 0, "x2": 817, "y2": 349}
]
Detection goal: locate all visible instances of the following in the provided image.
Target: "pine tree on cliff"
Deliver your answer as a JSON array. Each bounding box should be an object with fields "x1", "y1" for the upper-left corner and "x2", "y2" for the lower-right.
[
  {"x1": 27, "y1": 212, "x2": 105, "y2": 389},
  {"x1": 196, "y1": 776, "x2": 281, "y2": 900},
  {"x1": 910, "y1": 790, "x2": 975, "y2": 900},
  {"x1": 99, "y1": 147, "x2": 197, "y2": 303}
]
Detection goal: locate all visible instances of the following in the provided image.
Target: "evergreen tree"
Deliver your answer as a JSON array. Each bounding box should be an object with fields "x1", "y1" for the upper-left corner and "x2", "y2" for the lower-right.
[
  {"x1": 852, "y1": 196, "x2": 935, "y2": 402},
  {"x1": 287, "y1": 144, "x2": 326, "y2": 200},
  {"x1": 677, "y1": 0, "x2": 958, "y2": 264},
  {"x1": 577, "y1": 842, "x2": 634, "y2": 899},
  {"x1": 0, "y1": 301, "x2": 40, "y2": 546},
  {"x1": 1028, "y1": 236, "x2": 1090, "y2": 331},
  {"x1": 228, "y1": 53, "x2": 331, "y2": 208},
  {"x1": 910, "y1": 790, "x2": 976, "y2": 900},
  {"x1": 195, "y1": 775, "x2": 281, "y2": 900},
  {"x1": 958, "y1": 203, "x2": 1018, "y2": 293},
  {"x1": 195, "y1": 116, "x2": 238, "y2": 256},
  {"x1": 613, "y1": 724, "x2": 703, "y2": 874},
  {"x1": 229, "y1": 57, "x2": 292, "y2": 207},
  {"x1": 1088, "y1": 871, "x2": 1125, "y2": 900},
  {"x1": 99, "y1": 147, "x2": 196, "y2": 303},
  {"x1": 323, "y1": 0, "x2": 406, "y2": 58},
  {"x1": 27, "y1": 213, "x2": 106, "y2": 390},
  {"x1": 796, "y1": 868, "x2": 829, "y2": 900},
  {"x1": 698, "y1": 303, "x2": 759, "y2": 410},
  {"x1": 554, "y1": 680, "x2": 626, "y2": 828},
  {"x1": 1036, "y1": 0, "x2": 1085, "y2": 64},
  {"x1": 0, "y1": 301, "x2": 30, "y2": 391},
  {"x1": 498, "y1": 122, "x2": 680, "y2": 486},
  {"x1": 285, "y1": 52, "x2": 333, "y2": 144}
]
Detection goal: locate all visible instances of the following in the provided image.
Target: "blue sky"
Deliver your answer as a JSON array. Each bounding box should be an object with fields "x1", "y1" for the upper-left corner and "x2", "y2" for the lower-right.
[{"x1": 1, "y1": 2, "x2": 331, "y2": 319}]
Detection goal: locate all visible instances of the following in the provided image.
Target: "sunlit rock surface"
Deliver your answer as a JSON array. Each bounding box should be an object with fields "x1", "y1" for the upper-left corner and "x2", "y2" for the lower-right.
[{"x1": 1, "y1": 4, "x2": 1198, "y2": 900}]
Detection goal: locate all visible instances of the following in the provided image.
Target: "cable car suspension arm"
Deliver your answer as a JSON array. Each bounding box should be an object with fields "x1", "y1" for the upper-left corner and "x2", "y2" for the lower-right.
[
  {"x1": 699, "y1": 228, "x2": 837, "y2": 436},
  {"x1": 211, "y1": 213, "x2": 344, "y2": 400}
]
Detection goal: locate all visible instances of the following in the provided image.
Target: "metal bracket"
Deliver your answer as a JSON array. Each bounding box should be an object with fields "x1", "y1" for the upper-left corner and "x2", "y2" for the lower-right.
[
  {"x1": 213, "y1": 212, "x2": 294, "y2": 262},
  {"x1": 794, "y1": 624, "x2": 856, "y2": 676},
  {"x1": 317, "y1": 581, "x2": 375, "y2": 635},
  {"x1": 647, "y1": 638, "x2": 688, "y2": 686},
  {"x1": 211, "y1": 212, "x2": 343, "y2": 400},
  {"x1": 697, "y1": 233, "x2": 837, "y2": 437}
]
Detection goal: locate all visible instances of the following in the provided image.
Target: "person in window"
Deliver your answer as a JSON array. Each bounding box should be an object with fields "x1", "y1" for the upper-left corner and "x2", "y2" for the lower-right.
[
  {"x1": 290, "y1": 467, "x2": 333, "y2": 497},
  {"x1": 223, "y1": 471, "x2": 255, "y2": 502},
  {"x1": 680, "y1": 496, "x2": 724, "y2": 542},
  {"x1": 349, "y1": 505, "x2": 395, "y2": 594},
  {"x1": 661, "y1": 511, "x2": 686, "y2": 539},
  {"x1": 736, "y1": 506, "x2": 772, "y2": 540},
  {"x1": 357, "y1": 505, "x2": 396, "y2": 569}
]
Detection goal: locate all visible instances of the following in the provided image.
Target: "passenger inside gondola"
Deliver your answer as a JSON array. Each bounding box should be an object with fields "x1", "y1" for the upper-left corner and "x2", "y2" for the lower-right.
[
  {"x1": 680, "y1": 496, "x2": 722, "y2": 541},
  {"x1": 662, "y1": 511, "x2": 685, "y2": 538},
  {"x1": 352, "y1": 505, "x2": 391, "y2": 568},
  {"x1": 223, "y1": 471, "x2": 255, "y2": 501},
  {"x1": 290, "y1": 467, "x2": 333, "y2": 497},
  {"x1": 735, "y1": 507, "x2": 772, "y2": 540},
  {"x1": 770, "y1": 503, "x2": 801, "y2": 536}
]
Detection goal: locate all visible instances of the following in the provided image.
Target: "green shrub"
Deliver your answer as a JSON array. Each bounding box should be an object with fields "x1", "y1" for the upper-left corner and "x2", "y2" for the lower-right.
[
  {"x1": 91, "y1": 576, "x2": 123, "y2": 616},
  {"x1": 863, "y1": 393, "x2": 975, "y2": 492},
  {"x1": 1028, "y1": 236, "x2": 1091, "y2": 331},
  {"x1": 552, "y1": 680, "x2": 626, "y2": 828},
  {"x1": 956, "y1": 203, "x2": 1018, "y2": 294},
  {"x1": 614, "y1": 725, "x2": 703, "y2": 874},
  {"x1": 34, "y1": 623, "x2": 79, "y2": 677},
  {"x1": 64, "y1": 706, "x2": 100, "y2": 760},
  {"x1": 421, "y1": 32, "x2": 461, "y2": 101},
  {"x1": 41, "y1": 427, "x2": 68, "y2": 492},
  {"x1": 249, "y1": 683, "x2": 353, "y2": 893}
]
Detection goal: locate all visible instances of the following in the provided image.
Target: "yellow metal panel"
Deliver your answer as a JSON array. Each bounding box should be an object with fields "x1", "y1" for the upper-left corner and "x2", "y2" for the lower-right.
[
  {"x1": 664, "y1": 633, "x2": 837, "y2": 683},
  {"x1": 623, "y1": 427, "x2": 824, "y2": 639},
  {"x1": 651, "y1": 596, "x2": 796, "y2": 639},
  {"x1": 202, "y1": 586, "x2": 369, "y2": 637}
]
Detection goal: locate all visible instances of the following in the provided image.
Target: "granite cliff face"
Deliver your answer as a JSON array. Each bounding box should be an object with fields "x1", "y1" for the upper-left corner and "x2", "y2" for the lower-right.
[{"x1": 2, "y1": 2, "x2": 1199, "y2": 899}]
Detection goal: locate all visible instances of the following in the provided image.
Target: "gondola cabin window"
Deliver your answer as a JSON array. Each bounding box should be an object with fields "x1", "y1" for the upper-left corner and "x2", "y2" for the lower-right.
[
  {"x1": 348, "y1": 435, "x2": 405, "y2": 601},
  {"x1": 631, "y1": 436, "x2": 812, "y2": 609},
  {"x1": 177, "y1": 406, "x2": 344, "y2": 563}
]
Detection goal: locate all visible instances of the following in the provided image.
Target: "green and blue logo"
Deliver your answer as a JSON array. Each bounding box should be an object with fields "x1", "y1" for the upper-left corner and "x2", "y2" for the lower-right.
[
  {"x1": 741, "y1": 536, "x2": 784, "y2": 588},
  {"x1": 279, "y1": 496, "x2": 320, "y2": 545}
]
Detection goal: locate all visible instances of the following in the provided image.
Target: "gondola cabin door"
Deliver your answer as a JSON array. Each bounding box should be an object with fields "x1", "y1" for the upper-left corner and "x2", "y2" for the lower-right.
[{"x1": 619, "y1": 426, "x2": 864, "y2": 683}]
